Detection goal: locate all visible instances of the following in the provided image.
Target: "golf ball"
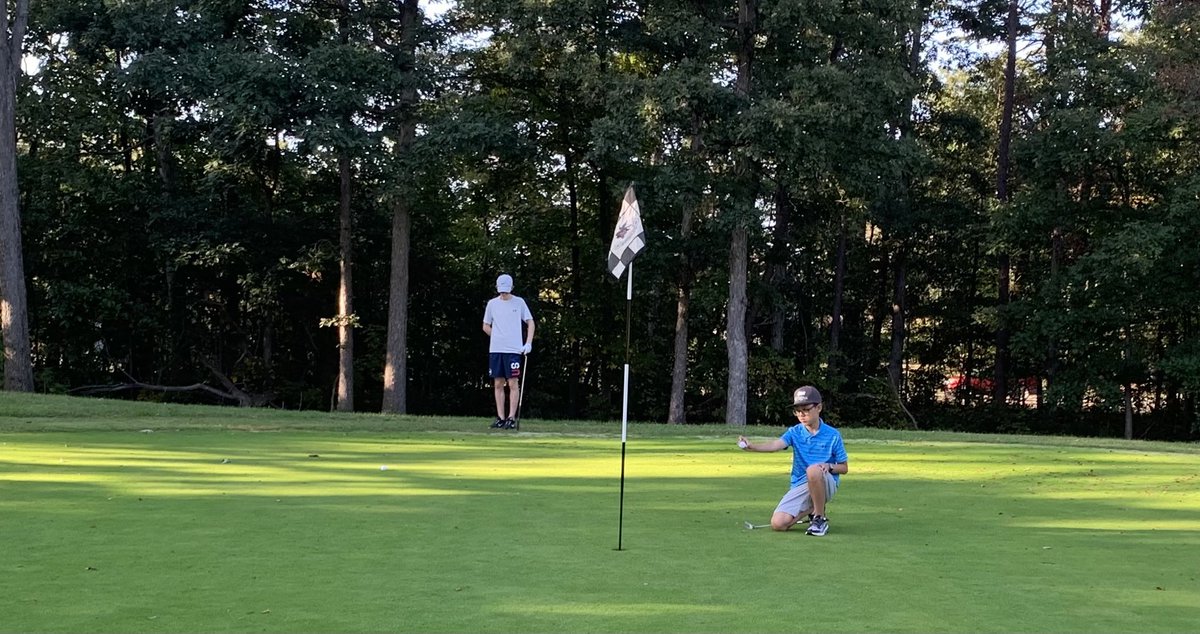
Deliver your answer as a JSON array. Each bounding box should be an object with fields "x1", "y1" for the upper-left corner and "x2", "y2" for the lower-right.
[
  {"x1": 380, "y1": 465, "x2": 388, "y2": 471},
  {"x1": 737, "y1": 440, "x2": 748, "y2": 449}
]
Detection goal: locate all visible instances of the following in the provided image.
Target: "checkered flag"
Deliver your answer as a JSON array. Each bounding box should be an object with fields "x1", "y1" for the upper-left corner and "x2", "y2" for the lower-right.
[{"x1": 608, "y1": 185, "x2": 646, "y2": 279}]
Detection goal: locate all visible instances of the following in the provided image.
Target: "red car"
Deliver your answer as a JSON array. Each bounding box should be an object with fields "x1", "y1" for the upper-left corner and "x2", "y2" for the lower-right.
[
  {"x1": 944, "y1": 375, "x2": 993, "y2": 392},
  {"x1": 944, "y1": 375, "x2": 1039, "y2": 392}
]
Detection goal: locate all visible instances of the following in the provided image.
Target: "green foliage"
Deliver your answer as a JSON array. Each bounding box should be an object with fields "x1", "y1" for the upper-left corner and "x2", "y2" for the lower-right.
[
  {"x1": 833, "y1": 377, "x2": 909, "y2": 430},
  {"x1": 8, "y1": 0, "x2": 1198, "y2": 439},
  {"x1": 745, "y1": 348, "x2": 803, "y2": 424}
]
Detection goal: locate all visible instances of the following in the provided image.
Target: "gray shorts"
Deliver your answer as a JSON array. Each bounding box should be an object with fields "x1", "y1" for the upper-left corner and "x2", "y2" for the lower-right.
[{"x1": 774, "y1": 473, "x2": 839, "y2": 518}]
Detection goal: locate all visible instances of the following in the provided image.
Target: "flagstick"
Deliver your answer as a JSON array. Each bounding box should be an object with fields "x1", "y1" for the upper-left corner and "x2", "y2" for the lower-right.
[{"x1": 617, "y1": 261, "x2": 632, "y2": 551}]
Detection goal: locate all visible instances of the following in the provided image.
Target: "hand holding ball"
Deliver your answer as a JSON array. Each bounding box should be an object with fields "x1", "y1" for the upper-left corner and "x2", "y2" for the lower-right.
[{"x1": 737, "y1": 439, "x2": 748, "y2": 449}]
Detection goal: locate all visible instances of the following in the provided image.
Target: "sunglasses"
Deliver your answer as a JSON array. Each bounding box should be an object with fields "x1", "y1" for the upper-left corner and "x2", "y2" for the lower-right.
[{"x1": 793, "y1": 404, "x2": 818, "y2": 413}]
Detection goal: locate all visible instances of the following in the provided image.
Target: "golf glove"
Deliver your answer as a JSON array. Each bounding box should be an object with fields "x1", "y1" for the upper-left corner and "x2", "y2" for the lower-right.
[{"x1": 521, "y1": 342, "x2": 532, "y2": 354}]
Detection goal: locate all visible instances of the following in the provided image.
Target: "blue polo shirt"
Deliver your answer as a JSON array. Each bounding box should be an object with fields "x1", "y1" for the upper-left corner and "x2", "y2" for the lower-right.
[{"x1": 781, "y1": 419, "x2": 848, "y2": 488}]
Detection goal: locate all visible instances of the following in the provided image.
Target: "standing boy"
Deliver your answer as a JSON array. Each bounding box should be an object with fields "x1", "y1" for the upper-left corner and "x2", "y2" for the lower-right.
[
  {"x1": 737, "y1": 386, "x2": 848, "y2": 535},
  {"x1": 482, "y1": 274, "x2": 534, "y2": 429}
]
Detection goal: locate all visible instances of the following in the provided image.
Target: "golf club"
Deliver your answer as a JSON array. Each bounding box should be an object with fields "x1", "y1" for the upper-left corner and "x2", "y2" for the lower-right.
[
  {"x1": 514, "y1": 353, "x2": 528, "y2": 431},
  {"x1": 743, "y1": 516, "x2": 812, "y2": 530}
]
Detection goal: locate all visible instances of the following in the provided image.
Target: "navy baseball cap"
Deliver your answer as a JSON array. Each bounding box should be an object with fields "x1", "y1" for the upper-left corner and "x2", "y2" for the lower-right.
[{"x1": 790, "y1": 386, "x2": 823, "y2": 408}]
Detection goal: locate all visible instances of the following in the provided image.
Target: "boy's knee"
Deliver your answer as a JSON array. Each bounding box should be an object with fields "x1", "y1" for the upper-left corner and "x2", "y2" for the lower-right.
[
  {"x1": 805, "y1": 464, "x2": 826, "y2": 479},
  {"x1": 770, "y1": 512, "x2": 796, "y2": 531},
  {"x1": 771, "y1": 520, "x2": 791, "y2": 531}
]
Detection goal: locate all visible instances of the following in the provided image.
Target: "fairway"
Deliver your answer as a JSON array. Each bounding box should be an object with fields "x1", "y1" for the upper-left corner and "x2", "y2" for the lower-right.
[{"x1": 2, "y1": 403, "x2": 1199, "y2": 632}]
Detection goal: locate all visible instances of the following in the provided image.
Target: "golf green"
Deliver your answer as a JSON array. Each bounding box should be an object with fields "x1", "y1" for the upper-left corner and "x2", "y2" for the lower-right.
[{"x1": 2, "y1": 421, "x2": 1198, "y2": 633}]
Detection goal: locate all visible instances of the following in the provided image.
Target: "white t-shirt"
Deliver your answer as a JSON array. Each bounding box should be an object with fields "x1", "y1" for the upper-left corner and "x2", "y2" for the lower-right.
[{"x1": 483, "y1": 295, "x2": 532, "y2": 353}]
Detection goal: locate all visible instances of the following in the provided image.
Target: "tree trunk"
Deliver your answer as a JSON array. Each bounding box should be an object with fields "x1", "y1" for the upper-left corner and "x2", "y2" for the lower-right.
[
  {"x1": 335, "y1": 151, "x2": 354, "y2": 412},
  {"x1": 263, "y1": 321, "x2": 274, "y2": 373},
  {"x1": 382, "y1": 198, "x2": 411, "y2": 414},
  {"x1": 668, "y1": 280, "x2": 691, "y2": 424},
  {"x1": 994, "y1": 0, "x2": 1019, "y2": 406},
  {"x1": 826, "y1": 8, "x2": 849, "y2": 379},
  {"x1": 887, "y1": 247, "x2": 908, "y2": 392},
  {"x1": 152, "y1": 111, "x2": 177, "y2": 191},
  {"x1": 725, "y1": 0, "x2": 757, "y2": 427},
  {"x1": 669, "y1": 113, "x2": 706, "y2": 424},
  {"x1": 994, "y1": 253, "x2": 1011, "y2": 405},
  {"x1": 959, "y1": 238, "x2": 981, "y2": 405},
  {"x1": 726, "y1": 226, "x2": 749, "y2": 426},
  {"x1": 1123, "y1": 381, "x2": 1134, "y2": 440},
  {"x1": 381, "y1": 0, "x2": 420, "y2": 415},
  {"x1": 869, "y1": 229, "x2": 889, "y2": 368},
  {"x1": 888, "y1": 1, "x2": 926, "y2": 396},
  {"x1": 332, "y1": 1, "x2": 357, "y2": 412},
  {"x1": 1097, "y1": 0, "x2": 1112, "y2": 36},
  {"x1": 767, "y1": 180, "x2": 792, "y2": 353},
  {"x1": 829, "y1": 214, "x2": 848, "y2": 362},
  {"x1": 1045, "y1": 0, "x2": 1060, "y2": 72},
  {"x1": 566, "y1": 148, "x2": 582, "y2": 419},
  {"x1": 1123, "y1": 323, "x2": 1134, "y2": 439},
  {"x1": 963, "y1": 337, "x2": 976, "y2": 406},
  {"x1": 597, "y1": 167, "x2": 614, "y2": 404},
  {"x1": 668, "y1": 192, "x2": 697, "y2": 424},
  {"x1": 0, "y1": 0, "x2": 33, "y2": 392},
  {"x1": 1045, "y1": 225, "x2": 1064, "y2": 398}
]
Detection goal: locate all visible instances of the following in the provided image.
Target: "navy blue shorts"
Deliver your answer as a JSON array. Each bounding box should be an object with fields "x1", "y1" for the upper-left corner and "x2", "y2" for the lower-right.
[{"x1": 489, "y1": 353, "x2": 523, "y2": 380}]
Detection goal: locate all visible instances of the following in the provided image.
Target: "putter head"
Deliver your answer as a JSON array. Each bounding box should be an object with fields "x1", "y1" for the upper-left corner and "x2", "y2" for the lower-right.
[{"x1": 744, "y1": 521, "x2": 755, "y2": 530}]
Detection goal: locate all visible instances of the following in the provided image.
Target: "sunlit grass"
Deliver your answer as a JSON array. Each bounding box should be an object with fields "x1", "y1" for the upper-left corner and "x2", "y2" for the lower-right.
[{"x1": 1, "y1": 393, "x2": 1199, "y2": 632}]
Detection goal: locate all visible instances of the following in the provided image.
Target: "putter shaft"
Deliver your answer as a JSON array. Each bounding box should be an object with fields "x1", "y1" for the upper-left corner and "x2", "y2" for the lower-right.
[{"x1": 743, "y1": 516, "x2": 811, "y2": 530}]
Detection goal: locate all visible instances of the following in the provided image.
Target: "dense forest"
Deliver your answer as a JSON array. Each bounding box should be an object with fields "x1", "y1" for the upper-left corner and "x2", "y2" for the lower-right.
[{"x1": 0, "y1": 0, "x2": 1196, "y2": 439}]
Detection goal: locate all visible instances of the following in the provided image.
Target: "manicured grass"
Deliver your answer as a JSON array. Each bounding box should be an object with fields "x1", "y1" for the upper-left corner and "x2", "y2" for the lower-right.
[{"x1": 1, "y1": 394, "x2": 1198, "y2": 632}]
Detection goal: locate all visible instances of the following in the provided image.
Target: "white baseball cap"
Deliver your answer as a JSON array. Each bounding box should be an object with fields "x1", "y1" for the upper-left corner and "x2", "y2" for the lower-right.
[{"x1": 496, "y1": 274, "x2": 514, "y2": 293}]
